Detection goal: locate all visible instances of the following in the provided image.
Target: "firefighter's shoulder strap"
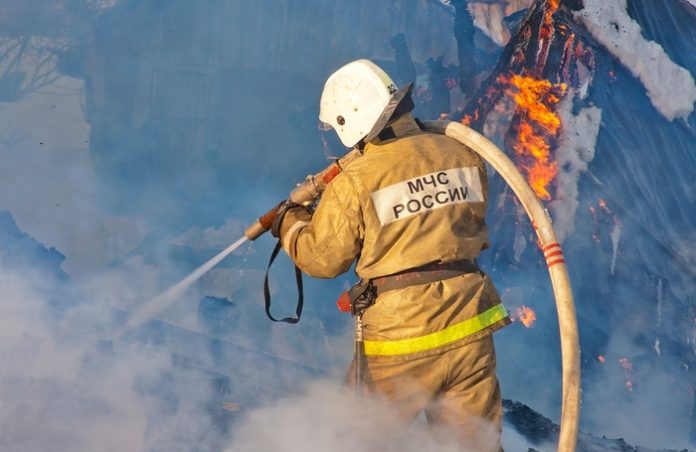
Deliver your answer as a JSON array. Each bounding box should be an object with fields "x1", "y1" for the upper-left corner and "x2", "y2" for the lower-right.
[{"x1": 263, "y1": 240, "x2": 304, "y2": 324}]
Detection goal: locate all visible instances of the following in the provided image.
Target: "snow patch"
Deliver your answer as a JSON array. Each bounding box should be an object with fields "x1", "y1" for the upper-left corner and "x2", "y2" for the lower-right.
[
  {"x1": 609, "y1": 220, "x2": 621, "y2": 275},
  {"x1": 656, "y1": 278, "x2": 664, "y2": 328},
  {"x1": 575, "y1": 0, "x2": 696, "y2": 121},
  {"x1": 548, "y1": 97, "x2": 602, "y2": 242}
]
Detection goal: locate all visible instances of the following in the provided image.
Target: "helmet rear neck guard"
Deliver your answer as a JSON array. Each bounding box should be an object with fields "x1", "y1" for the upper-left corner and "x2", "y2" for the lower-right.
[{"x1": 363, "y1": 82, "x2": 413, "y2": 144}]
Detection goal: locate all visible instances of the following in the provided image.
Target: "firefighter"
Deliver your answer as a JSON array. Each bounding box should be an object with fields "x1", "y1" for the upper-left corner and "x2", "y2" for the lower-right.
[{"x1": 271, "y1": 59, "x2": 510, "y2": 450}]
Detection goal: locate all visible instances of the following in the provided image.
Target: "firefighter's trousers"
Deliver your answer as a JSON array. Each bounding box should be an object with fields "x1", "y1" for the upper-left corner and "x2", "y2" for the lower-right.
[{"x1": 348, "y1": 334, "x2": 503, "y2": 451}]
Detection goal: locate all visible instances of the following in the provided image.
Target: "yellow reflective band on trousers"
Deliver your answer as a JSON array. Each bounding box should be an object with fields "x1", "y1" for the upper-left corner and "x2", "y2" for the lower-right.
[{"x1": 363, "y1": 304, "x2": 508, "y2": 356}]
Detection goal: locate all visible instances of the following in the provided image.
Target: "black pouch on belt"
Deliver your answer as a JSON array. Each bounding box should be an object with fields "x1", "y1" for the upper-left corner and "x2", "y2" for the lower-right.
[{"x1": 348, "y1": 280, "x2": 376, "y2": 316}]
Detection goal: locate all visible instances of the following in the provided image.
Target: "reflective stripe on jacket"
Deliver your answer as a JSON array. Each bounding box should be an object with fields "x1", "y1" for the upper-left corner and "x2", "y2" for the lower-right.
[{"x1": 282, "y1": 114, "x2": 510, "y2": 357}]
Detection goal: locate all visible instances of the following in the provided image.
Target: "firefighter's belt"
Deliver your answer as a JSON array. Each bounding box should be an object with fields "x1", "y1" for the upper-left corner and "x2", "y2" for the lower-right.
[{"x1": 371, "y1": 259, "x2": 479, "y2": 294}]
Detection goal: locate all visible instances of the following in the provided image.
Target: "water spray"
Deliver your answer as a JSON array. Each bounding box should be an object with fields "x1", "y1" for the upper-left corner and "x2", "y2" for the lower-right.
[
  {"x1": 117, "y1": 149, "x2": 362, "y2": 339},
  {"x1": 116, "y1": 236, "x2": 249, "y2": 338}
]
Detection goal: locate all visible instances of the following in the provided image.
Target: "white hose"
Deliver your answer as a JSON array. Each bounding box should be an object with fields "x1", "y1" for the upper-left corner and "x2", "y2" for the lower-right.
[{"x1": 423, "y1": 120, "x2": 580, "y2": 452}]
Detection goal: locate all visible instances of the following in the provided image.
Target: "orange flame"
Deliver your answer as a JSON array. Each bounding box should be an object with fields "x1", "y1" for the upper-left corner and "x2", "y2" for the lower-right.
[
  {"x1": 461, "y1": 110, "x2": 478, "y2": 127},
  {"x1": 543, "y1": 0, "x2": 560, "y2": 35},
  {"x1": 499, "y1": 73, "x2": 567, "y2": 200},
  {"x1": 515, "y1": 305, "x2": 537, "y2": 328}
]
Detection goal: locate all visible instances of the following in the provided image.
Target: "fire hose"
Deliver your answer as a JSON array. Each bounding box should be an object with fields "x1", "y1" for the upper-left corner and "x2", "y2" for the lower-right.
[
  {"x1": 423, "y1": 121, "x2": 580, "y2": 452},
  {"x1": 244, "y1": 120, "x2": 580, "y2": 452}
]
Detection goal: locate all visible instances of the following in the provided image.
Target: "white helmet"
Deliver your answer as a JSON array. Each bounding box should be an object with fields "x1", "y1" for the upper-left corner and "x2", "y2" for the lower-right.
[{"x1": 319, "y1": 59, "x2": 412, "y2": 148}]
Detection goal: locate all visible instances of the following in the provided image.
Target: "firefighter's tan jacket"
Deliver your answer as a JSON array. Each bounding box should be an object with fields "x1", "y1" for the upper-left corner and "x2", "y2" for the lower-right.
[{"x1": 281, "y1": 114, "x2": 510, "y2": 357}]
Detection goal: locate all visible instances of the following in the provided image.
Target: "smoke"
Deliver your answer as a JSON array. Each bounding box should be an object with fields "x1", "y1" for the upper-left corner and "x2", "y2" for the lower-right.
[
  {"x1": 0, "y1": 260, "x2": 252, "y2": 452},
  {"x1": 0, "y1": 258, "x2": 514, "y2": 452},
  {"x1": 580, "y1": 332, "x2": 694, "y2": 450},
  {"x1": 0, "y1": 268, "x2": 145, "y2": 451},
  {"x1": 548, "y1": 94, "x2": 602, "y2": 242},
  {"x1": 228, "y1": 380, "x2": 506, "y2": 452}
]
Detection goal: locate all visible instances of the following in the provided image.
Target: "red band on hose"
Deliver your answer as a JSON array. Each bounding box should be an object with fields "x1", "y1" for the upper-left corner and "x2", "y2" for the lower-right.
[
  {"x1": 547, "y1": 258, "x2": 566, "y2": 268},
  {"x1": 543, "y1": 243, "x2": 561, "y2": 252},
  {"x1": 545, "y1": 250, "x2": 564, "y2": 259}
]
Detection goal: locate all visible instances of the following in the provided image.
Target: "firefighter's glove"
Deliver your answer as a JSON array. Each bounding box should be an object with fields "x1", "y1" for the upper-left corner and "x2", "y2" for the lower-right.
[{"x1": 270, "y1": 201, "x2": 312, "y2": 241}]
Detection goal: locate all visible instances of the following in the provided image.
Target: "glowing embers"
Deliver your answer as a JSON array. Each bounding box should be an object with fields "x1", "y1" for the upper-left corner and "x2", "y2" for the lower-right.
[
  {"x1": 597, "y1": 354, "x2": 637, "y2": 392},
  {"x1": 513, "y1": 305, "x2": 537, "y2": 328},
  {"x1": 589, "y1": 198, "x2": 620, "y2": 242},
  {"x1": 500, "y1": 73, "x2": 567, "y2": 200},
  {"x1": 618, "y1": 357, "x2": 635, "y2": 392}
]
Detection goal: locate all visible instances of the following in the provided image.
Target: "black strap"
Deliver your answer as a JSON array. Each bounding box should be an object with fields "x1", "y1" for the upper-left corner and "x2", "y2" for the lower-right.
[
  {"x1": 371, "y1": 259, "x2": 479, "y2": 293},
  {"x1": 263, "y1": 240, "x2": 304, "y2": 324}
]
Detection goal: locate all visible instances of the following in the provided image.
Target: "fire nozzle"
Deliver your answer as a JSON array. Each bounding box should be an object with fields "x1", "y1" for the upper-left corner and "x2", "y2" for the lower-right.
[
  {"x1": 244, "y1": 148, "x2": 362, "y2": 241},
  {"x1": 243, "y1": 201, "x2": 285, "y2": 241}
]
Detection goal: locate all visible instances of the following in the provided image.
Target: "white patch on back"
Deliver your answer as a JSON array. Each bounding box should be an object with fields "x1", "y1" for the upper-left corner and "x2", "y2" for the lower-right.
[{"x1": 371, "y1": 167, "x2": 483, "y2": 225}]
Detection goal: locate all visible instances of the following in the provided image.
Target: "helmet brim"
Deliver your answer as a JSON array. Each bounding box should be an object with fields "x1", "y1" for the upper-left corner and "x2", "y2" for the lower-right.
[{"x1": 363, "y1": 82, "x2": 414, "y2": 144}]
